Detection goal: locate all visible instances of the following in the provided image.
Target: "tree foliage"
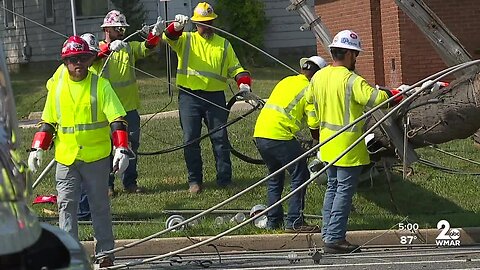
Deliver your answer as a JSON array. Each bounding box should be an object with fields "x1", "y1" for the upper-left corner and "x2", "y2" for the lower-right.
[
  {"x1": 110, "y1": 0, "x2": 146, "y2": 41},
  {"x1": 214, "y1": 0, "x2": 268, "y2": 65}
]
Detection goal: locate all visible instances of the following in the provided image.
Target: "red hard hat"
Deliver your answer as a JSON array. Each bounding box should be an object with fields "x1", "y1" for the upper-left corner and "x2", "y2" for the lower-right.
[{"x1": 61, "y1": 36, "x2": 94, "y2": 59}]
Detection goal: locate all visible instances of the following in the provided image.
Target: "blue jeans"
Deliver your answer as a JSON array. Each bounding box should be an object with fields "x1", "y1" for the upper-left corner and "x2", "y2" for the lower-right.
[
  {"x1": 322, "y1": 165, "x2": 363, "y2": 243},
  {"x1": 178, "y1": 89, "x2": 232, "y2": 186},
  {"x1": 255, "y1": 138, "x2": 309, "y2": 228},
  {"x1": 109, "y1": 109, "x2": 140, "y2": 189}
]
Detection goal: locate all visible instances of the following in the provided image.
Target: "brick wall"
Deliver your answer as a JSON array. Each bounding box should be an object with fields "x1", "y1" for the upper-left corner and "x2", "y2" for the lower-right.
[
  {"x1": 315, "y1": 0, "x2": 380, "y2": 84},
  {"x1": 314, "y1": 0, "x2": 480, "y2": 87}
]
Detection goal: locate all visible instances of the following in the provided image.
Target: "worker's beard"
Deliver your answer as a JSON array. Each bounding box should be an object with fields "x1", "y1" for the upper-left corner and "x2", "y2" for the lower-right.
[
  {"x1": 199, "y1": 29, "x2": 214, "y2": 39},
  {"x1": 349, "y1": 60, "x2": 356, "y2": 71}
]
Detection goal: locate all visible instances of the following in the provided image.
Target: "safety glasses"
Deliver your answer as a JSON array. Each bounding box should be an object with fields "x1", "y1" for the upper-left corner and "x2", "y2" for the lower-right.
[
  {"x1": 64, "y1": 55, "x2": 92, "y2": 64},
  {"x1": 114, "y1": 26, "x2": 126, "y2": 34}
]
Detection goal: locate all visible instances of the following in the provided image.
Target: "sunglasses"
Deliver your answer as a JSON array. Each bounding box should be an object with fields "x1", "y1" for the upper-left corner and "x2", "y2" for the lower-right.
[
  {"x1": 64, "y1": 55, "x2": 92, "y2": 64},
  {"x1": 114, "y1": 26, "x2": 126, "y2": 33}
]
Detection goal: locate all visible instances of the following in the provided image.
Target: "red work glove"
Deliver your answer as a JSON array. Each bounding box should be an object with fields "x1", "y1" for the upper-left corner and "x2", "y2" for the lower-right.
[
  {"x1": 98, "y1": 42, "x2": 110, "y2": 58},
  {"x1": 389, "y1": 89, "x2": 404, "y2": 105}
]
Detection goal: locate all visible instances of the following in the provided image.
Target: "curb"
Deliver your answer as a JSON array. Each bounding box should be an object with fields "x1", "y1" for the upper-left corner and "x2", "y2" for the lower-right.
[
  {"x1": 19, "y1": 101, "x2": 258, "y2": 129},
  {"x1": 81, "y1": 227, "x2": 480, "y2": 256}
]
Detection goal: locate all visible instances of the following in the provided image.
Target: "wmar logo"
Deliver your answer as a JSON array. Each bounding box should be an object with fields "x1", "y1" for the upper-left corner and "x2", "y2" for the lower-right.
[{"x1": 436, "y1": 220, "x2": 461, "y2": 246}]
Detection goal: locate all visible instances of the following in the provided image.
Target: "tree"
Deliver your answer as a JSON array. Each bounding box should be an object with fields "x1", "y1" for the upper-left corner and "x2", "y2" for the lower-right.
[
  {"x1": 110, "y1": 0, "x2": 146, "y2": 41},
  {"x1": 367, "y1": 71, "x2": 480, "y2": 157},
  {"x1": 214, "y1": 0, "x2": 268, "y2": 66}
]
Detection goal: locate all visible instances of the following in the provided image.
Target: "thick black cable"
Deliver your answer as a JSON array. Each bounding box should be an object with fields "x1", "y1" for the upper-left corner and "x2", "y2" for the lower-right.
[
  {"x1": 418, "y1": 158, "x2": 480, "y2": 175},
  {"x1": 137, "y1": 92, "x2": 262, "y2": 156}
]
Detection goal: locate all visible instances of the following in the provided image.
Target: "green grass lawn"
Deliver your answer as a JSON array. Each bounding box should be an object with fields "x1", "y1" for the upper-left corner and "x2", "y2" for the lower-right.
[{"x1": 14, "y1": 61, "x2": 480, "y2": 241}]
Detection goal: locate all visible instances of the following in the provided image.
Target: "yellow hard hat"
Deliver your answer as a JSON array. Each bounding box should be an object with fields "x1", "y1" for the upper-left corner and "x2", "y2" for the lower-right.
[{"x1": 191, "y1": 2, "x2": 218, "y2": 22}]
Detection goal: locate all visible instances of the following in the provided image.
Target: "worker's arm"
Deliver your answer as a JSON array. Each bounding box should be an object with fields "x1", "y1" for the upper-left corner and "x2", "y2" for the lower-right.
[
  {"x1": 352, "y1": 78, "x2": 398, "y2": 108},
  {"x1": 28, "y1": 122, "x2": 55, "y2": 173},
  {"x1": 235, "y1": 72, "x2": 252, "y2": 93},
  {"x1": 110, "y1": 118, "x2": 130, "y2": 176}
]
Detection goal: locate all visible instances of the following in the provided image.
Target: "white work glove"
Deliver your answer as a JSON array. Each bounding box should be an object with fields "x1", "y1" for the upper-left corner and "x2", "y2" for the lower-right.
[
  {"x1": 28, "y1": 149, "x2": 44, "y2": 173},
  {"x1": 174, "y1": 14, "x2": 189, "y2": 31},
  {"x1": 109, "y1": 40, "x2": 127, "y2": 52},
  {"x1": 238, "y1": 83, "x2": 251, "y2": 93},
  {"x1": 152, "y1": 16, "x2": 164, "y2": 36},
  {"x1": 112, "y1": 147, "x2": 129, "y2": 176}
]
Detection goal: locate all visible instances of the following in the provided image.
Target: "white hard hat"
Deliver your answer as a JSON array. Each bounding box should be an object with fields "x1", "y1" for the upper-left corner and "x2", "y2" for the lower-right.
[
  {"x1": 299, "y1": 56, "x2": 327, "y2": 70},
  {"x1": 80, "y1": 33, "x2": 99, "y2": 52},
  {"x1": 329, "y1": 30, "x2": 363, "y2": 52},
  {"x1": 101, "y1": 10, "x2": 129, "y2": 28}
]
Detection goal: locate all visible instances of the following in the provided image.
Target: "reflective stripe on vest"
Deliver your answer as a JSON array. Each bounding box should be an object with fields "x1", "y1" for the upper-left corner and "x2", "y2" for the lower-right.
[
  {"x1": 103, "y1": 43, "x2": 136, "y2": 88},
  {"x1": 365, "y1": 87, "x2": 380, "y2": 109},
  {"x1": 55, "y1": 67, "x2": 66, "y2": 121},
  {"x1": 262, "y1": 86, "x2": 307, "y2": 128},
  {"x1": 55, "y1": 74, "x2": 108, "y2": 133},
  {"x1": 321, "y1": 74, "x2": 360, "y2": 132},
  {"x1": 177, "y1": 32, "x2": 229, "y2": 83}
]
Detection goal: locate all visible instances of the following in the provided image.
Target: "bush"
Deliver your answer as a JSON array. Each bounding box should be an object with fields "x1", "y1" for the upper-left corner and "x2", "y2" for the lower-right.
[
  {"x1": 214, "y1": 0, "x2": 268, "y2": 66},
  {"x1": 110, "y1": 0, "x2": 147, "y2": 41}
]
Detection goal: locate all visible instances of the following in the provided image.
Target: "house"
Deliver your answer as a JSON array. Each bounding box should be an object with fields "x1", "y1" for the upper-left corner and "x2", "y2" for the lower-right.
[
  {"x1": 313, "y1": 0, "x2": 480, "y2": 87},
  {"x1": 0, "y1": 0, "x2": 316, "y2": 66}
]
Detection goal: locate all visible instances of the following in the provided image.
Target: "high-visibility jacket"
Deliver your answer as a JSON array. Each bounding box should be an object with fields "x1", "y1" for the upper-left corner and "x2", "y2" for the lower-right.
[
  {"x1": 254, "y1": 74, "x2": 317, "y2": 140},
  {"x1": 96, "y1": 41, "x2": 150, "y2": 112},
  {"x1": 42, "y1": 69, "x2": 126, "y2": 166},
  {"x1": 163, "y1": 31, "x2": 246, "y2": 91},
  {"x1": 305, "y1": 65, "x2": 389, "y2": 166}
]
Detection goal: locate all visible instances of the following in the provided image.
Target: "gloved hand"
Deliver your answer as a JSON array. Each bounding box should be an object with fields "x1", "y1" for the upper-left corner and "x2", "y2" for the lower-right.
[
  {"x1": 152, "y1": 16, "x2": 164, "y2": 36},
  {"x1": 112, "y1": 147, "x2": 129, "y2": 176},
  {"x1": 238, "y1": 83, "x2": 251, "y2": 93},
  {"x1": 389, "y1": 89, "x2": 404, "y2": 105},
  {"x1": 28, "y1": 149, "x2": 44, "y2": 173},
  {"x1": 174, "y1": 14, "x2": 189, "y2": 31},
  {"x1": 109, "y1": 40, "x2": 127, "y2": 52},
  {"x1": 308, "y1": 158, "x2": 325, "y2": 173}
]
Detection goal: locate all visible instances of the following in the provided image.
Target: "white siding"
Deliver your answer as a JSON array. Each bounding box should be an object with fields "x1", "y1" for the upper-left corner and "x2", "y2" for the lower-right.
[
  {"x1": 263, "y1": 0, "x2": 315, "y2": 49},
  {"x1": 0, "y1": 0, "x2": 316, "y2": 63}
]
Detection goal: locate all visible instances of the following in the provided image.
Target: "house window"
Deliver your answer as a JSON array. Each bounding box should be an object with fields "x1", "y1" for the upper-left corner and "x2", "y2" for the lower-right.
[
  {"x1": 3, "y1": 0, "x2": 14, "y2": 28},
  {"x1": 75, "y1": 0, "x2": 108, "y2": 17},
  {"x1": 45, "y1": 0, "x2": 54, "y2": 24}
]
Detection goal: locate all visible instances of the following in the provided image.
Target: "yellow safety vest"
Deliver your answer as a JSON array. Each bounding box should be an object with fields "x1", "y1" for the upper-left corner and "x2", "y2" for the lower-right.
[
  {"x1": 254, "y1": 74, "x2": 317, "y2": 140},
  {"x1": 305, "y1": 65, "x2": 389, "y2": 166},
  {"x1": 96, "y1": 41, "x2": 150, "y2": 111},
  {"x1": 42, "y1": 69, "x2": 126, "y2": 165},
  {"x1": 163, "y1": 31, "x2": 246, "y2": 91}
]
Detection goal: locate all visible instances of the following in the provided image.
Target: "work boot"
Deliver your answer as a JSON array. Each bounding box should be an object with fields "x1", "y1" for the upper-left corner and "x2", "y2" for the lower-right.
[
  {"x1": 323, "y1": 240, "x2": 361, "y2": 254},
  {"x1": 98, "y1": 257, "x2": 114, "y2": 268},
  {"x1": 285, "y1": 223, "x2": 321, "y2": 233},
  {"x1": 125, "y1": 184, "x2": 144, "y2": 194},
  {"x1": 188, "y1": 183, "x2": 202, "y2": 194}
]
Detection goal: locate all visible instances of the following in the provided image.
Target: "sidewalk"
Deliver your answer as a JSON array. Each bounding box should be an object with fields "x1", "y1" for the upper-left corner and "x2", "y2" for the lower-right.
[
  {"x1": 82, "y1": 227, "x2": 480, "y2": 256},
  {"x1": 19, "y1": 100, "x2": 258, "y2": 129}
]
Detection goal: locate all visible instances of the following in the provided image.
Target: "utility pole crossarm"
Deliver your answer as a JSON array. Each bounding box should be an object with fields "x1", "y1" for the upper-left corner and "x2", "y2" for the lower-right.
[
  {"x1": 394, "y1": 0, "x2": 474, "y2": 76},
  {"x1": 287, "y1": 0, "x2": 332, "y2": 54}
]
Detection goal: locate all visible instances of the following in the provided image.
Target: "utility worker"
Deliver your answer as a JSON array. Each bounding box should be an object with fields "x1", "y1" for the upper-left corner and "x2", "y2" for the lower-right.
[
  {"x1": 48, "y1": 33, "x2": 105, "y2": 221},
  {"x1": 163, "y1": 2, "x2": 252, "y2": 194},
  {"x1": 254, "y1": 56, "x2": 327, "y2": 233},
  {"x1": 305, "y1": 30, "x2": 403, "y2": 254},
  {"x1": 27, "y1": 36, "x2": 129, "y2": 267},
  {"x1": 98, "y1": 10, "x2": 163, "y2": 195}
]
